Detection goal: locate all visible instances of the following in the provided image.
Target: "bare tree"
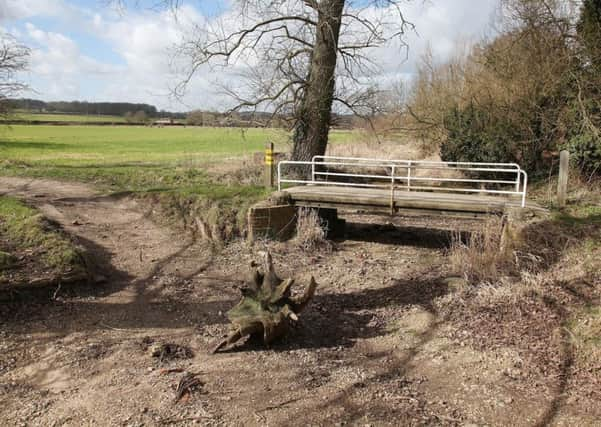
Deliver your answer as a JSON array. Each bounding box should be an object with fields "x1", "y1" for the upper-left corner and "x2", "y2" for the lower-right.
[
  {"x1": 120, "y1": 0, "x2": 412, "y2": 168},
  {"x1": 0, "y1": 32, "x2": 30, "y2": 116},
  {"x1": 180, "y1": 0, "x2": 410, "y2": 166}
]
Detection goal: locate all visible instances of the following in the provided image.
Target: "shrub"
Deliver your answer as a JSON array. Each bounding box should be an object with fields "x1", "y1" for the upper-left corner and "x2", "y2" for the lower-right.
[
  {"x1": 440, "y1": 97, "x2": 565, "y2": 176},
  {"x1": 186, "y1": 110, "x2": 204, "y2": 126},
  {"x1": 406, "y1": 0, "x2": 594, "y2": 179},
  {"x1": 440, "y1": 103, "x2": 538, "y2": 172},
  {"x1": 441, "y1": 104, "x2": 515, "y2": 165},
  {"x1": 567, "y1": 132, "x2": 601, "y2": 178}
]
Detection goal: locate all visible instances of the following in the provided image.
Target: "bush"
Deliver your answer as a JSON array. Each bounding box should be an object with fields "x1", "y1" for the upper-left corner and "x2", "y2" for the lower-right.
[
  {"x1": 407, "y1": 0, "x2": 597, "y2": 180},
  {"x1": 440, "y1": 97, "x2": 565, "y2": 176},
  {"x1": 567, "y1": 132, "x2": 601, "y2": 178},
  {"x1": 440, "y1": 103, "x2": 531, "y2": 168},
  {"x1": 186, "y1": 110, "x2": 204, "y2": 126}
]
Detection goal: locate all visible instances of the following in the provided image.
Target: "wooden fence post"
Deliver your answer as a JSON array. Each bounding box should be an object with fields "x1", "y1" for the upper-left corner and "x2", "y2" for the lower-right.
[
  {"x1": 558, "y1": 150, "x2": 569, "y2": 207},
  {"x1": 264, "y1": 142, "x2": 274, "y2": 189}
]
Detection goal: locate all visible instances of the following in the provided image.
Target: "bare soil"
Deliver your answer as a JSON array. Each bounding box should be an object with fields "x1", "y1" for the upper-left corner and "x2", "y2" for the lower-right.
[{"x1": 0, "y1": 177, "x2": 599, "y2": 426}]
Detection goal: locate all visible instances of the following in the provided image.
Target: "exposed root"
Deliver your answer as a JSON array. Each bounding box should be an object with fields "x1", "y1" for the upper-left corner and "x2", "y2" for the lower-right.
[
  {"x1": 174, "y1": 372, "x2": 203, "y2": 403},
  {"x1": 212, "y1": 252, "x2": 317, "y2": 353}
]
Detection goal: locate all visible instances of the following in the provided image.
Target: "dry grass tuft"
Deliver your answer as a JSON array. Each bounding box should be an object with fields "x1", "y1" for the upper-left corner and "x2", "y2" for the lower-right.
[
  {"x1": 448, "y1": 217, "x2": 512, "y2": 284},
  {"x1": 448, "y1": 212, "x2": 585, "y2": 286},
  {"x1": 204, "y1": 156, "x2": 263, "y2": 186},
  {"x1": 327, "y1": 138, "x2": 423, "y2": 161},
  {"x1": 569, "y1": 307, "x2": 601, "y2": 365},
  {"x1": 471, "y1": 273, "x2": 549, "y2": 306},
  {"x1": 326, "y1": 138, "x2": 467, "y2": 184},
  {"x1": 531, "y1": 170, "x2": 601, "y2": 208},
  {"x1": 294, "y1": 208, "x2": 332, "y2": 252}
]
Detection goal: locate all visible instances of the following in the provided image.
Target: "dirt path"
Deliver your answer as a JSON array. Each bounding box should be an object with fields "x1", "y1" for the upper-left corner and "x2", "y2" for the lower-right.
[
  {"x1": 0, "y1": 177, "x2": 222, "y2": 424},
  {"x1": 0, "y1": 177, "x2": 596, "y2": 426}
]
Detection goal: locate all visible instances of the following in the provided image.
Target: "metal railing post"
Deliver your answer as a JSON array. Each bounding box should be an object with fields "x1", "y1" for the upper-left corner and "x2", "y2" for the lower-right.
[
  {"x1": 277, "y1": 162, "x2": 282, "y2": 191},
  {"x1": 390, "y1": 165, "x2": 396, "y2": 215},
  {"x1": 407, "y1": 161, "x2": 411, "y2": 191},
  {"x1": 521, "y1": 171, "x2": 528, "y2": 208},
  {"x1": 311, "y1": 158, "x2": 316, "y2": 184}
]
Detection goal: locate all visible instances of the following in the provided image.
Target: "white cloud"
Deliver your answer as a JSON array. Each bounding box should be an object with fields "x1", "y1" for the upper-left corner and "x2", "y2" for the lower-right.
[
  {"x1": 84, "y1": 5, "x2": 218, "y2": 110},
  {"x1": 5, "y1": 0, "x2": 499, "y2": 111},
  {"x1": 22, "y1": 23, "x2": 124, "y2": 100},
  {"x1": 26, "y1": 23, "x2": 122, "y2": 76},
  {"x1": 368, "y1": 0, "x2": 498, "y2": 83},
  {"x1": 0, "y1": 0, "x2": 80, "y2": 23}
]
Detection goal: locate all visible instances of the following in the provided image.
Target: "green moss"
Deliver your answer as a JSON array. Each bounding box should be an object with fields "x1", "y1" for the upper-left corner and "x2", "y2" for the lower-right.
[
  {"x1": 0, "y1": 251, "x2": 15, "y2": 270},
  {"x1": 0, "y1": 196, "x2": 83, "y2": 274}
]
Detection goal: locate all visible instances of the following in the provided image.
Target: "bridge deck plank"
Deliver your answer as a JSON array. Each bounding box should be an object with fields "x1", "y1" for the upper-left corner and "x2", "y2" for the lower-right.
[{"x1": 283, "y1": 185, "x2": 528, "y2": 214}]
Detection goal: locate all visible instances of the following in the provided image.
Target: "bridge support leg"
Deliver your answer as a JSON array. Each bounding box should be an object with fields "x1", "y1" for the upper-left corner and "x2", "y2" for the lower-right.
[
  {"x1": 248, "y1": 203, "x2": 297, "y2": 242},
  {"x1": 315, "y1": 208, "x2": 346, "y2": 238},
  {"x1": 500, "y1": 207, "x2": 533, "y2": 255}
]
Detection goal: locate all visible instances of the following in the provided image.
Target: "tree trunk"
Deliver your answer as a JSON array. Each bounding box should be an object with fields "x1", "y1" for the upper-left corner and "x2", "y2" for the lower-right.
[{"x1": 291, "y1": 0, "x2": 345, "y2": 172}]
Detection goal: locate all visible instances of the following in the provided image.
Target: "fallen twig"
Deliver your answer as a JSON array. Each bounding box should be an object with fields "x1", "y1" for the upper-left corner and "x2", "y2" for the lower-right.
[
  {"x1": 52, "y1": 282, "x2": 62, "y2": 300},
  {"x1": 174, "y1": 372, "x2": 203, "y2": 403},
  {"x1": 256, "y1": 397, "x2": 302, "y2": 413},
  {"x1": 99, "y1": 322, "x2": 128, "y2": 332},
  {"x1": 434, "y1": 414, "x2": 462, "y2": 424},
  {"x1": 195, "y1": 273, "x2": 245, "y2": 283},
  {"x1": 159, "y1": 368, "x2": 185, "y2": 376},
  {"x1": 151, "y1": 342, "x2": 194, "y2": 362},
  {"x1": 160, "y1": 415, "x2": 212, "y2": 425}
]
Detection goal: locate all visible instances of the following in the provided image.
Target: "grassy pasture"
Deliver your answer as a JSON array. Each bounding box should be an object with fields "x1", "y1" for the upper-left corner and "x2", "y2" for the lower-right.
[{"x1": 0, "y1": 125, "x2": 358, "y2": 191}]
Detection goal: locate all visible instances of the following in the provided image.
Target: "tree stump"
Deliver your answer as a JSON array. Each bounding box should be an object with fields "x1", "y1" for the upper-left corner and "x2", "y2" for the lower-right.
[{"x1": 212, "y1": 252, "x2": 317, "y2": 353}]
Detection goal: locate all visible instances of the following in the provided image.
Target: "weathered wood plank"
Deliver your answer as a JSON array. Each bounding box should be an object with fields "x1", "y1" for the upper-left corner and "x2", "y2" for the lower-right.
[
  {"x1": 293, "y1": 200, "x2": 489, "y2": 219},
  {"x1": 283, "y1": 185, "x2": 515, "y2": 214}
]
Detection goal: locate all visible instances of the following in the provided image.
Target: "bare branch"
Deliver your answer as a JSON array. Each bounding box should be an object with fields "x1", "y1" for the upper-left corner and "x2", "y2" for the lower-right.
[
  {"x1": 0, "y1": 32, "x2": 30, "y2": 116},
  {"x1": 107, "y1": 0, "x2": 415, "y2": 162}
]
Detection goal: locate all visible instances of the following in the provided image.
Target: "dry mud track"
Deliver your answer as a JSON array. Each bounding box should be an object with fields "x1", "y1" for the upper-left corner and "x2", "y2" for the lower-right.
[{"x1": 0, "y1": 177, "x2": 595, "y2": 426}]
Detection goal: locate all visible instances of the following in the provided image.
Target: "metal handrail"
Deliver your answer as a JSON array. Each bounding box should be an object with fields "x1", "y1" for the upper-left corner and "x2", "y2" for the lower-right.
[
  {"x1": 277, "y1": 156, "x2": 529, "y2": 207},
  {"x1": 313, "y1": 155, "x2": 522, "y2": 169}
]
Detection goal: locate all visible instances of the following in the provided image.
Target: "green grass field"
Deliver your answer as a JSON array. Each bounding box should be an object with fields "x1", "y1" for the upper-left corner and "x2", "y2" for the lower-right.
[{"x1": 0, "y1": 125, "x2": 358, "y2": 191}]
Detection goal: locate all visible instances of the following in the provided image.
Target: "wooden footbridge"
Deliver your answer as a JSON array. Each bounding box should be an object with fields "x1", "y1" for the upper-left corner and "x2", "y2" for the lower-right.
[
  {"x1": 277, "y1": 156, "x2": 531, "y2": 218},
  {"x1": 248, "y1": 156, "x2": 536, "y2": 240}
]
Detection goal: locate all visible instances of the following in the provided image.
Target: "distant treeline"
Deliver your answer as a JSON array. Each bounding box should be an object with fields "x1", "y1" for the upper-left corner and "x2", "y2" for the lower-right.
[
  {"x1": 185, "y1": 110, "x2": 354, "y2": 129},
  {"x1": 8, "y1": 98, "x2": 355, "y2": 129},
  {"x1": 9, "y1": 98, "x2": 186, "y2": 119}
]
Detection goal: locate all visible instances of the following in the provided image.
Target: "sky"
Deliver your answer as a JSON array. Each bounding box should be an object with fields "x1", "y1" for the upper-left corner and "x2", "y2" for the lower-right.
[{"x1": 0, "y1": 0, "x2": 499, "y2": 112}]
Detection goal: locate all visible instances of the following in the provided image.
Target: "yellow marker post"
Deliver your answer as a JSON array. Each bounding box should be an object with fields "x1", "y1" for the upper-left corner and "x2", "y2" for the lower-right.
[{"x1": 264, "y1": 142, "x2": 275, "y2": 188}]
